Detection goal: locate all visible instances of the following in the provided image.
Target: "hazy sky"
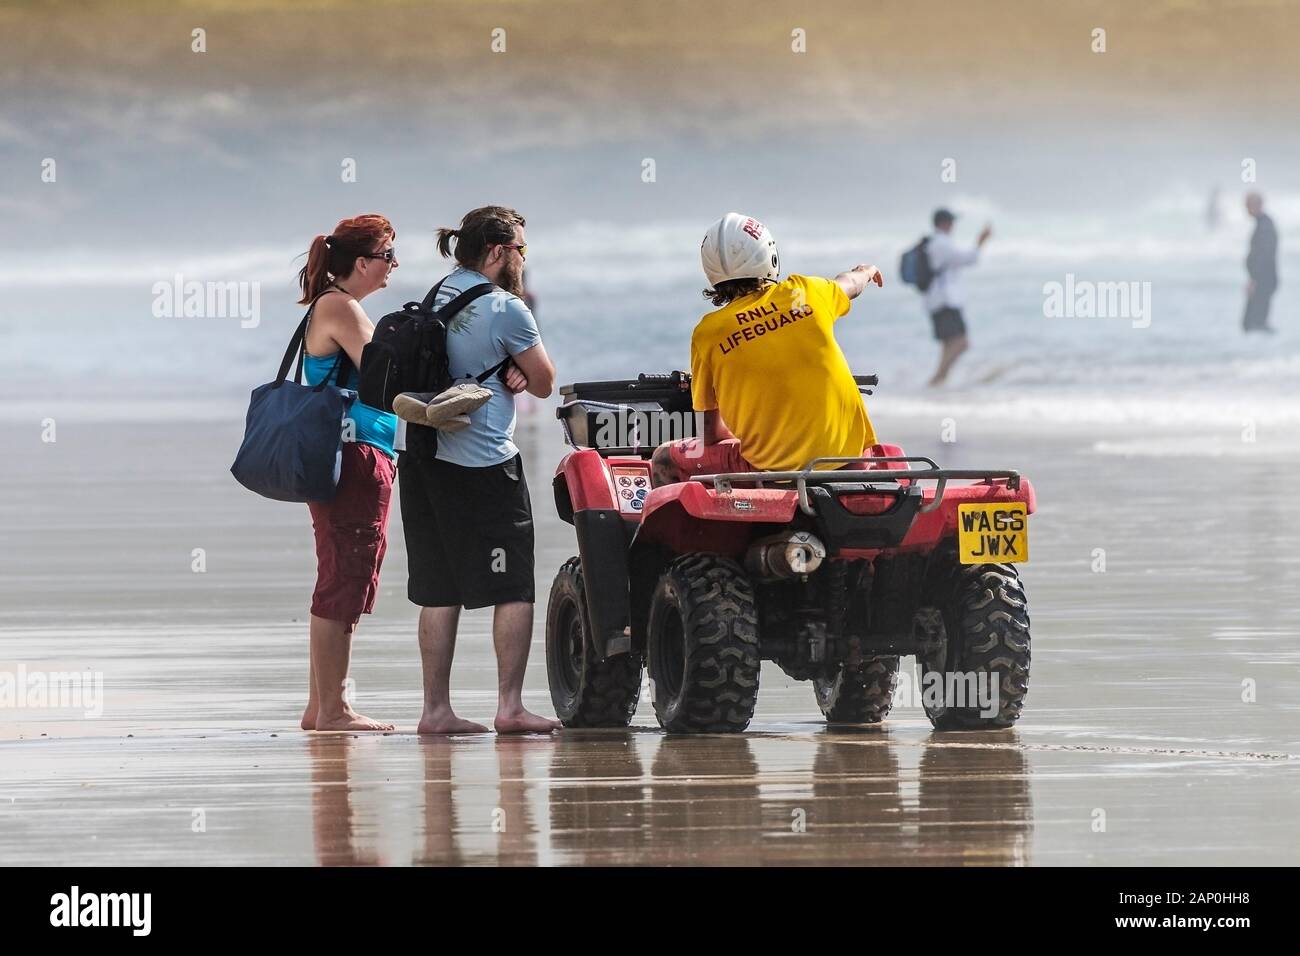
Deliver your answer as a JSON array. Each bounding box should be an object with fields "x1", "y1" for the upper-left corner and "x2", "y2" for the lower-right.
[{"x1": 2, "y1": 0, "x2": 1297, "y2": 250}]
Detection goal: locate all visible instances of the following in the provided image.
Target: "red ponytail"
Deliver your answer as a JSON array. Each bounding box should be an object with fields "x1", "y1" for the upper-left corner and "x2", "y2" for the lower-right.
[
  {"x1": 298, "y1": 234, "x2": 331, "y2": 304},
  {"x1": 297, "y1": 213, "x2": 395, "y2": 304}
]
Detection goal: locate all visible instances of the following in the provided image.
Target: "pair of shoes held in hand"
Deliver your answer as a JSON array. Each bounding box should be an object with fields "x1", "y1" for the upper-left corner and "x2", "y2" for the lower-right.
[{"x1": 392, "y1": 383, "x2": 492, "y2": 433}]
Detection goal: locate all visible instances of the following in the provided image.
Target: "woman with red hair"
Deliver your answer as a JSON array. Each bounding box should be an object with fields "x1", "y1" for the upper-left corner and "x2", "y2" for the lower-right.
[{"x1": 296, "y1": 214, "x2": 399, "y2": 731}]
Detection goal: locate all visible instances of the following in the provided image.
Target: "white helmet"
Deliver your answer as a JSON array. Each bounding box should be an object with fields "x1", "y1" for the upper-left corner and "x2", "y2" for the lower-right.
[{"x1": 701, "y1": 212, "x2": 780, "y2": 287}]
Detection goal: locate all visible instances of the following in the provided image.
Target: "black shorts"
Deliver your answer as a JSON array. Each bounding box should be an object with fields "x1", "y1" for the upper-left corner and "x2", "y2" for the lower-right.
[
  {"x1": 930, "y1": 307, "x2": 968, "y2": 341},
  {"x1": 398, "y1": 452, "x2": 536, "y2": 609}
]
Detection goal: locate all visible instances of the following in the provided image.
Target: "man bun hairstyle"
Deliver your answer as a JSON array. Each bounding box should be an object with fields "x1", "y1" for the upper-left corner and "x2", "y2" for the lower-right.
[{"x1": 435, "y1": 206, "x2": 525, "y2": 270}]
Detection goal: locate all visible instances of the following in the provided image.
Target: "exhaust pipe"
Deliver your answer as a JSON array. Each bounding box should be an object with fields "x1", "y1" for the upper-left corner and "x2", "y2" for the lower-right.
[{"x1": 745, "y1": 531, "x2": 826, "y2": 580}]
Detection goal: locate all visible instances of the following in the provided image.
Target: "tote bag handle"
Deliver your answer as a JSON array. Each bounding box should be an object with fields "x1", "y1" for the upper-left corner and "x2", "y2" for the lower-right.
[{"x1": 273, "y1": 293, "x2": 350, "y2": 392}]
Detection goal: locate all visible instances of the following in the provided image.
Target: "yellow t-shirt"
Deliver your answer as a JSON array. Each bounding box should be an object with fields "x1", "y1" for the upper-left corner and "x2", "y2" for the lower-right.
[{"x1": 690, "y1": 275, "x2": 877, "y2": 473}]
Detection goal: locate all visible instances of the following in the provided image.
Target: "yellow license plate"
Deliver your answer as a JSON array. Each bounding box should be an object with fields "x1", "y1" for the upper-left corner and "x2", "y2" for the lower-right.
[{"x1": 957, "y1": 503, "x2": 1028, "y2": 564}]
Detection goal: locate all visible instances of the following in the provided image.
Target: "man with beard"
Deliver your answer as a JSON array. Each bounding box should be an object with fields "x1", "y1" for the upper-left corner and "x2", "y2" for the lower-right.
[{"x1": 400, "y1": 205, "x2": 560, "y2": 734}]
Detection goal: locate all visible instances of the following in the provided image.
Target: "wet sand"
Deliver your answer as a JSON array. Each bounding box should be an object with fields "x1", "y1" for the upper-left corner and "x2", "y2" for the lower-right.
[{"x1": 2, "y1": 411, "x2": 1298, "y2": 865}]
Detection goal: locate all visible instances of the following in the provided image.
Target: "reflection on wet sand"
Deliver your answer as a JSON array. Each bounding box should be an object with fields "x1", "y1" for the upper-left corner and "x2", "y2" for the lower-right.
[
  {"x1": 411, "y1": 736, "x2": 548, "y2": 865},
  {"x1": 414, "y1": 737, "x2": 464, "y2": 867},
  {"x1": 493, "y1": 737, "x2": 541, "y2": 866},
  {"x1": 802, "y1": 728, "x2": 904, "y2": 862},
  {"x1": 309, "y1": 735, "x2": 383, "y2": 867},
  {"x1": 645, "y1": 735, "x2": 763, "y2": 865},
  {"x1": 548, "y1": 730, "x2": 648, "y2": 862},
  {"x1": 916, "y1": 735, "x2": 1033, "y2": 865},
  {"x1": 539, "y1": 728, "x2": 1033, "y2": 866},
  {"x1": 305, "y1": 729, "x2": 1034, "y2": 865}
]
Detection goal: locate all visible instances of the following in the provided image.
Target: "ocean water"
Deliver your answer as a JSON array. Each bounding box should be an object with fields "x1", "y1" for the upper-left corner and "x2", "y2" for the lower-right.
[{"x1": 3, "y1": 192, "x2": 1297, "y2": 438}]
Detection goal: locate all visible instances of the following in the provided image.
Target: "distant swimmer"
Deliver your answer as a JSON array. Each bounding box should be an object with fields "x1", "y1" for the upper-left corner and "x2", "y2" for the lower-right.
[
  {"x1": 522, "y1": 267, "x2": 537, "y2": 315},
  {"x1": 900, "y1": 208, "x2": 992, "y2": 386},
  {"x1": 1242, "y1": 192, "x2": 1279, "y2": 334}
]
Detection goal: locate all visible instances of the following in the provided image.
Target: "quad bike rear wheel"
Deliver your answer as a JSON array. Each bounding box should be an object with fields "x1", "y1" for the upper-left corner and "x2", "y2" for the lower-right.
[
  {"x1": 918, "y1": 559, "x2": 1031, "y2": 730},
  {"x1": 814, "y1": 654, "x2": 900, "y2": 724},
  {"x1": 546, "y1": 557, "x2": 642, "y2": 727},
  {"x1": 646, "y1": 554, "x2": 760, "y2": 733}
]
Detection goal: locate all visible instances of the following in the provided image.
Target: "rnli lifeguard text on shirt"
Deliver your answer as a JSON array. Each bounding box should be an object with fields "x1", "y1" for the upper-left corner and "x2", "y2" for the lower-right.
[{"x1": 718, "y1": 301, "x2": 815, "y2": 355}]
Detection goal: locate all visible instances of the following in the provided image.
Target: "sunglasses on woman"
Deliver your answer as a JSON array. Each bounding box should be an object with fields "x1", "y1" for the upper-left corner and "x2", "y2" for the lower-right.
[{"x1": 361, "y1": 248, "x2": 398, "y2": 263}]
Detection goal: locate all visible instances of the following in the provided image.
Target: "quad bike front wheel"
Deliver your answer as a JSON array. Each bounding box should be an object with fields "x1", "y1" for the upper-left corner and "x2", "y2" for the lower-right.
[
  {"x1": 646, "y1": 554, "x2": 761, "y2": 733},
  {"x1": 917, "y1": 560, "x2": 1031, "y2": 730},
  {"x1": 545, "y1": 557, "x2": 643, "y2": 727},
  {"x1": 814, "y1": 654, "x2": 900, "y2": 724}
]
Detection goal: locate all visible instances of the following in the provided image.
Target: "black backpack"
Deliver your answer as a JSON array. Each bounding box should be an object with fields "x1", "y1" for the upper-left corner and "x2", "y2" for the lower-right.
[
  {"x1": 357, "y1": 277, "x2": 510, "y2": 456},
  {"x1": 899, "y1": 236, "x2": 936, "y2": 292}
]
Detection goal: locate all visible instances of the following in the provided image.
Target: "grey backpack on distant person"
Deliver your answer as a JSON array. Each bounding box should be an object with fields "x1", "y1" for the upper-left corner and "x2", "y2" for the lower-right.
[{"x1": 899, "y1": 237, "x2": 936, "y2": 292}]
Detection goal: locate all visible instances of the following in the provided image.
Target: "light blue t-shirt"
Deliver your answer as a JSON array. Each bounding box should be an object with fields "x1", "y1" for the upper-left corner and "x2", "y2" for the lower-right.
[{"x1": 429, "y1": 268, "x2": 541, "y2": 467}]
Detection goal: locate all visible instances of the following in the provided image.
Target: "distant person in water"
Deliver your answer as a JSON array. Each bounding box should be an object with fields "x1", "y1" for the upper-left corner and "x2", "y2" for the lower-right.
[
  {"x1": 1243, "y1": 192, "x2": 1278, "y2": 334},
  {"x1": 925, "y1": 208, "x2": 991, "y2": 386},
  {"x1": 521, "y1": 268, "x2": 537, "y2": 315}
]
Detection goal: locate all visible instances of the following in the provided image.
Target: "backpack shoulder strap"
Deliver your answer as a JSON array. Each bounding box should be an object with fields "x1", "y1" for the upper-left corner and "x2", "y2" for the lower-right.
[
  {"x1": 439, "y1": 284, "x2": 504, "y2": 381},
  {"x1": 422, "y1": 280, "x2": 495, "y2": 319},
  {"x1": 419, "y1": 272, "x2": 495, "y2": 312},
  {"x1": 412, "y1": 278, "x2": 501, "y2": 384},
  {"x1": 418, "y1": 278, "x2": 446, "y2": 312},
  {"x1": 474, "y1": 355, "x2": 512, "y2": 384}
]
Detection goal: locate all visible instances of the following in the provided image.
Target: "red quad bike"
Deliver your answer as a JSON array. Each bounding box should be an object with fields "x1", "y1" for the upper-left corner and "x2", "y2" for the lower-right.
[{"x1": 546, "y1": 372, "x2": 1035, "y2": 734}]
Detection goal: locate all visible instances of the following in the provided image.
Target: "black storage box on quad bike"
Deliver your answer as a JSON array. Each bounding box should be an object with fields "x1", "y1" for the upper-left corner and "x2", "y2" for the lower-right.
[{"x1": 557, "y1": 372, "x2": 697, "y2": 451}]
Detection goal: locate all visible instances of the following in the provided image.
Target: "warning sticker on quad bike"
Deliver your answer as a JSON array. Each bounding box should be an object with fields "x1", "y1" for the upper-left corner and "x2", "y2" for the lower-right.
[{"x1": 957, "y1": 503, "x2": 1028, "y2": 564}]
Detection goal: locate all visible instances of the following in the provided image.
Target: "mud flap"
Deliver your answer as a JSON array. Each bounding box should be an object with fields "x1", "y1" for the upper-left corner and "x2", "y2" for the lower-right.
[{"x1": 574, "y1": 509, "x2": 633, "y2": 659}]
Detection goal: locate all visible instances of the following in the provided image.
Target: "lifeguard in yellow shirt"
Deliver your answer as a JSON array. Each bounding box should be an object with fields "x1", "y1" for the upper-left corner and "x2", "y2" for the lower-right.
[{"x1": 652, "y1": 212, "x2": 884, "y2": 485}]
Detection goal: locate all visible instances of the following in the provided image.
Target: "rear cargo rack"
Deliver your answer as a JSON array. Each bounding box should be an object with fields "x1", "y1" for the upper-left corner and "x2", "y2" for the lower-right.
[
  {"x1": 557, "y1": 397, "x2": 700, "y2": 457},
  {"x1": 690, "y1": 456, "x2": 1021, "y2": 514}
]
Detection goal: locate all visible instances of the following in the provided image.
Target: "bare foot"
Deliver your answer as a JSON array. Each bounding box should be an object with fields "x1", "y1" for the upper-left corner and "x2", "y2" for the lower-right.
[
  {"x1": 494, "y1": 708, "x2": 562, "y2": 735},
  {"x1": 300, "y1": 705, "x2": 317, "y2": 731},
  {"x1": 314, "y1": 710, "x2": 395, "y2": 732},
  {"x1": 417, "y1": 710, "x2": 490, "y2": 735}
]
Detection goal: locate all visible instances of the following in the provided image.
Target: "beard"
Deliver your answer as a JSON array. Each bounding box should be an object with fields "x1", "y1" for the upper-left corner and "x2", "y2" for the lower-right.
[{"x1": 498, "y1": 258, "x2": 526, "y2": 298}]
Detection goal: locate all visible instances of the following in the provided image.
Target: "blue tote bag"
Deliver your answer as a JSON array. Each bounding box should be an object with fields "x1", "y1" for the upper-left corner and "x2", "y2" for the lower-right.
[{"x1": 230, "y1": 300, "x2": 356, "y2": 503}]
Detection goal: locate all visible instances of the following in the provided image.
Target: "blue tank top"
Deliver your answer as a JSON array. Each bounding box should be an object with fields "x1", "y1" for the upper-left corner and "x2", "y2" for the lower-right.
[{"x1": 303, "y1": 352, "x2": 397, "y2": 459}]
